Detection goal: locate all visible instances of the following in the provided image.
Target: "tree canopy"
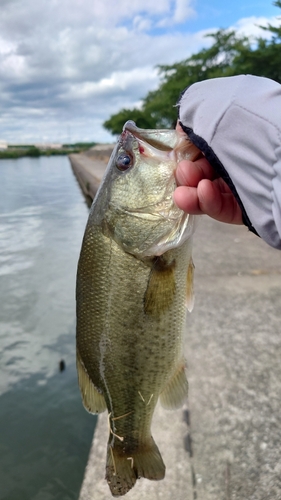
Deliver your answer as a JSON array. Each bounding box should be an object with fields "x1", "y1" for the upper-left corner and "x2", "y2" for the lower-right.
[{"x1": 103, "y1": 1, "x2": 281, "y2": 134}]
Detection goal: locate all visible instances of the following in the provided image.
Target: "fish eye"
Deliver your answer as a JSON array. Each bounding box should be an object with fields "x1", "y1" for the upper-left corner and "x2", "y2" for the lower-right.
[{"x1": 116, "y1": 154, "x2": 133, "y2": 171}]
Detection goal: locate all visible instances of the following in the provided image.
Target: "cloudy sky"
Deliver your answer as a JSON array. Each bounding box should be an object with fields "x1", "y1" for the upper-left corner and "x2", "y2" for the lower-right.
[{"x1": 0, "y1": 0, "x2": 279, "y2": 144}]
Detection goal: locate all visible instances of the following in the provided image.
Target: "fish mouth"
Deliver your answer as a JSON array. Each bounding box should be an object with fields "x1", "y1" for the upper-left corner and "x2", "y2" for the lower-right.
[{"x1": 122, "y1": 121, "x2": 177, "y2": 152}]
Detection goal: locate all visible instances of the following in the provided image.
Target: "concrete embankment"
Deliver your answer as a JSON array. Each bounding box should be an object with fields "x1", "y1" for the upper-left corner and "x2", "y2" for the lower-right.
[
  {"x1": 69, "y1": 154, "x2": 107, "y2": 202},
  {"x1": 70, "y1": 152, "x2": 281, "y2": 500},
  {"x1": 69, "y1": 144, "x2": 115, "y2": 201}
]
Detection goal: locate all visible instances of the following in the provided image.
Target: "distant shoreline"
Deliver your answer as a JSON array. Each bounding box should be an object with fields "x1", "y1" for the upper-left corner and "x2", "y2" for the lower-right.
[{"x1": 0, "y1": 143, "x2": 97, "y2": 159}]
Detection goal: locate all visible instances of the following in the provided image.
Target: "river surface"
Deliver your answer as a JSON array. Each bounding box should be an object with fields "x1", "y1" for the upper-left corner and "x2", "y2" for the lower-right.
[{"x1": 0, "y1": 156, "x2": 96, "y2": 500}]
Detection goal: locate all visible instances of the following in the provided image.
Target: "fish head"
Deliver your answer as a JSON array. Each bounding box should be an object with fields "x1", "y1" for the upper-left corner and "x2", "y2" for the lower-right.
[{"x1": 93, "y1": 121, "x2": 200, "y2": 258}]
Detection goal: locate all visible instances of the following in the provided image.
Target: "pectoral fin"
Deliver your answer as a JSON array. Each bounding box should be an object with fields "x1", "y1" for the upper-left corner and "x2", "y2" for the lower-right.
[
  {"x1": 76, "y1": 350, "x2": 107, "y2": 414},
  {"x1": 144, "y1": 257, "x2": 176, "y2": 316},
  {"x1": 160, "y1": 361, "x2": 188, "y2": 409},
  {"x1": 186, "y1": 257, "x2": 194, "y2": 312}
]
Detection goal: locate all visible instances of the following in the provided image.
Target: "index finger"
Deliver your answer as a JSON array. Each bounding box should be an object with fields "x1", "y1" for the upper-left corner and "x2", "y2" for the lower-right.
[{"x1": 175, "y1": 157, "x2": 217, "y2": 188}]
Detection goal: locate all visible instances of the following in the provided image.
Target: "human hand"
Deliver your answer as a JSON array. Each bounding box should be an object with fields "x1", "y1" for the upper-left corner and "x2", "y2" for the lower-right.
[{"x1": 174, "y1": 157, "x2": 243, "y2": 225}]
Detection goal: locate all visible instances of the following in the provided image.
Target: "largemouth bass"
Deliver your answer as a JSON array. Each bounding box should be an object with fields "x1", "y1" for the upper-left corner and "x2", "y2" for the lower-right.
[{"x1": 76, "y1": 121, "x2": 200, "y2": 497}]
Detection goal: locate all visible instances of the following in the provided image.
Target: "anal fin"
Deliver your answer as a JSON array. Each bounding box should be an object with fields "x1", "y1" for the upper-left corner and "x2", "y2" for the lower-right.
[
  {"x1": 160, "y1": 361, "x2": 188, "y2": 409},
  {"x1": 76, "y1": 350, "x2": 107, "y2": 414}
]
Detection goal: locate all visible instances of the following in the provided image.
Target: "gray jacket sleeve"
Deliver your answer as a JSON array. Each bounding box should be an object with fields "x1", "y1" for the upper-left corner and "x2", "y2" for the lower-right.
[{"x1": 178, "y1": 75, "x2": 281, "y2": 249}]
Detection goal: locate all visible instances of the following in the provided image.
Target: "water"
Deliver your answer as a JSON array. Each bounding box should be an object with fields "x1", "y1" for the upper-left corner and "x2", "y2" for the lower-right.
[{"x1": 0, "y1": 156, "x2": 96, "y2": 500}]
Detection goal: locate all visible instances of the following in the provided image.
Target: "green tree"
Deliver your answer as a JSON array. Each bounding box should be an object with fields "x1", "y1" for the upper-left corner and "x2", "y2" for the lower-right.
[
  {"x1": 230, "y1": 0, "x2": 281, "y2": 82},
  {"x1": 103, "y1": 1, "x2": 281, "y2": 134},
  {"x1": 103, "y1": 108, "x2": 158, "y2": 135},
  {"x1": 142, "y1": 30, "x2": 250, "y2": 128}
]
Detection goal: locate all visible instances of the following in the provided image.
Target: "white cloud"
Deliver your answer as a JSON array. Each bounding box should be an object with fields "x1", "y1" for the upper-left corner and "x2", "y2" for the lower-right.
[
  {"x1": 65, "y1": 67, "x2": 159, "y2": 100},
  {"x1": 157, "y1": 0, "x2": 196, "y2": 27},
  {"x1": 233, "y1": 15, "x2": 280, "y2": 40},
  {"x1": 0, "y1": 0, "x2": 279, "y2": 143},
  {"x1": 2, "y1": 54, "x2": 27, "y2": 79},
  {"x1": 0, "y1": 37, "x2": 15, "y2": 55},
  {"x1": 174, "y1": 0, "x2": 196, "y2": 23},
  {"x1": 133, "y1": 15, "x2": 152, "y2": 32}
]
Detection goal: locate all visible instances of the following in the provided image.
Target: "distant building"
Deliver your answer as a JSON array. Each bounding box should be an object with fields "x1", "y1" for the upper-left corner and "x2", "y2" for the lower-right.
[
  {"x1": 0, "y1": 140, "x2": 8, "y2": 150},
  {"x1": 35, "y1": 143, "x2": 63, "y2": 150}
]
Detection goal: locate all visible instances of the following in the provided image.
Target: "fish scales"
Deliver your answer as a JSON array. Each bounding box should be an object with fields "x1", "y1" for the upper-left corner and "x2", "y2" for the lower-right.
[
  {"x1": 76, "y1": 121, "x2": 200, "y2": 496},
  {"x1": 77, "y1": 227, "x2": 189, "y2": 417}
]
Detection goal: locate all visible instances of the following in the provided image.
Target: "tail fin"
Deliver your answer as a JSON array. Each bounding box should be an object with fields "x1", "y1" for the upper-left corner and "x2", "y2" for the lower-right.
[{"x1": 106, "y1": 437, "x2": 165, "y2": 497}]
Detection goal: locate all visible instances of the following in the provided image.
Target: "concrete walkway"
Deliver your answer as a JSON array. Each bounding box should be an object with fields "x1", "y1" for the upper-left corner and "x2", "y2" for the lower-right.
[
  {"x1": 70, "y1": 154, "x2": 281, "y2": 500},
  {"x1": 69, "y1": 153, "x2": 107, "y2": 202}
]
